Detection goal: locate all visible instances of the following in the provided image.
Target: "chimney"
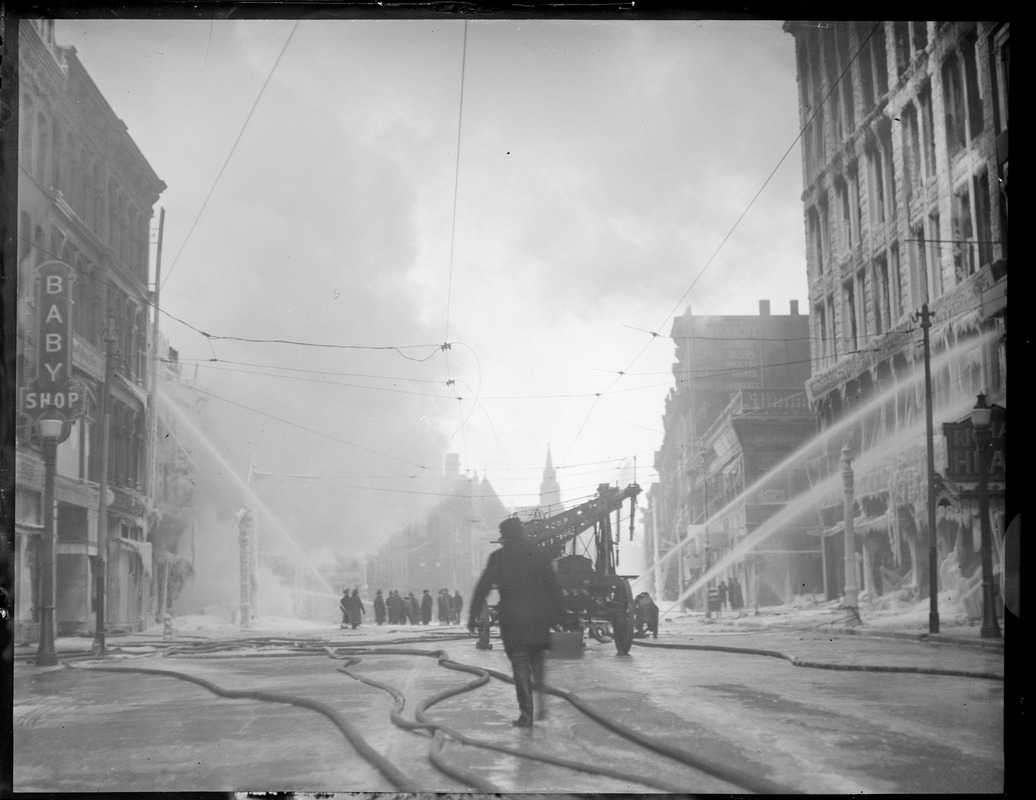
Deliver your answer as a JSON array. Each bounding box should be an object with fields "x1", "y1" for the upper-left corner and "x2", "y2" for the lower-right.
[
  {"x1": 790, "y1": 299, "x2": 799, "y2": 315},
  {"x1": 759, "y1": 299, "x2": 771, "y2": 317}
]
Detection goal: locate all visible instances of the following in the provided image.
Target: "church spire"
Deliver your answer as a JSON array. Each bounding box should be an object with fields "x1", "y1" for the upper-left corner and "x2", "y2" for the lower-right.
[{"x1": 539, "y1": 446, "x2": 561, "y2": 513}]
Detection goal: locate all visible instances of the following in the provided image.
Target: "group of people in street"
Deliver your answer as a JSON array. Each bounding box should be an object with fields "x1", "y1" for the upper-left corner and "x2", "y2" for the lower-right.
[
  {"x1": 340, "y1": 587, "x2": 465, "y2": 627},
  {"x1": 717, "y1": 577, "x2": 745, "y2": 613},
  {"x1": 338, "y1": 588, "x2": 365, "y2": 629}
]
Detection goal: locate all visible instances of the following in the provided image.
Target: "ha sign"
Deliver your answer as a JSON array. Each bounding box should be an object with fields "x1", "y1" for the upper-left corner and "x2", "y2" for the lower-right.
[{"x1": 19, "y1": 261, "x2": 84, "y2": 422}]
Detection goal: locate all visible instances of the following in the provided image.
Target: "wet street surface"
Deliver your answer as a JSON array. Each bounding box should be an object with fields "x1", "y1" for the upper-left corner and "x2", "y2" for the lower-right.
[{"x1": 13, "y1": 623, "x2": 1004, "y2": 793}]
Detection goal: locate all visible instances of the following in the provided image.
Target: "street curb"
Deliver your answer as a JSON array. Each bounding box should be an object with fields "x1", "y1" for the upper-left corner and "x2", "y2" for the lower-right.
[{"x1": 827, "y1": 625, "x2": 1006, "y2": 652}]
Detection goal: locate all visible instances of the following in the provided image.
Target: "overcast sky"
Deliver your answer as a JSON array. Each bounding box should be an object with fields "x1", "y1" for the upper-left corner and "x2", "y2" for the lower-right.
[{"x1": 52, "y1": 16, "x2": 808, "y2": 567}]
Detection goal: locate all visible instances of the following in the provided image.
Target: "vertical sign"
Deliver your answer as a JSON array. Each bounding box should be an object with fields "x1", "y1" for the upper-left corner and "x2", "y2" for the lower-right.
[{"x1": 19, "y1": 261, "x2": 84, "y2": 418}]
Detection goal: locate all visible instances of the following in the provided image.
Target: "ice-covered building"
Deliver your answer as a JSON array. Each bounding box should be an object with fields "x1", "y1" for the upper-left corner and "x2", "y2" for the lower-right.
[{"x1": 784, "y1": 22, "x2": 1008, "y2": 607}]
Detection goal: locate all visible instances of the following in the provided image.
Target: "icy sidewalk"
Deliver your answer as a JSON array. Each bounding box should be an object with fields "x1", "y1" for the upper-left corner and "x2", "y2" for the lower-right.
[{"x1": 654, "y1": 592, "x2": 1006, "y2": 651}]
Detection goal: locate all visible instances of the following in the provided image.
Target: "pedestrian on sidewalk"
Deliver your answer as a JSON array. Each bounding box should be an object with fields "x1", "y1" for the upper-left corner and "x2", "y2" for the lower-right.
[
  {"x1": 374, "y1": 590, "x2": 386, "y2": 625},
  {"x1": 469, "y1": 517, "x2": 564, "y2": 728},
  {"x1": 347, "y1": 588, "x2": 365, "y2": 629},
  {"x1": 718, "y1": 580, "x2": 729, "y2": 611}
]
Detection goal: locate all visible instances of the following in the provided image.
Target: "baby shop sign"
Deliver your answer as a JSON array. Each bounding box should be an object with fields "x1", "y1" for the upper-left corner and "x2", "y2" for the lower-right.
[{"x1": 20, "y1": 261, "x2": 85, "y2": 420}]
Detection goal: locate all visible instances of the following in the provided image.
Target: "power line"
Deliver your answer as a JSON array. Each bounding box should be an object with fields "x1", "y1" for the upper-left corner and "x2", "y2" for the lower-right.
[
  {"x1": 181, "y1": 383, "x2": 430, "y2": 470},
  {"x1": 160, "y1": 20, "x2": 301, "y2": 291}
]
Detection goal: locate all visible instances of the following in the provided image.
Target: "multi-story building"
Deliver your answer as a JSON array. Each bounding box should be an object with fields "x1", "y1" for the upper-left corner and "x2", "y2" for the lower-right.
[
  {"x1": 785, "y1": 22, "x2": 1008, "y2": 608},
  {"x1": 13, "y1": 19, "x2": 166, "y2": 640},
  {"x1": 365, "y1": 454, "x2": 507, "y2": 598},
  {"x1": 651, "y1": 301, "x2": 812, "y2": 607}
]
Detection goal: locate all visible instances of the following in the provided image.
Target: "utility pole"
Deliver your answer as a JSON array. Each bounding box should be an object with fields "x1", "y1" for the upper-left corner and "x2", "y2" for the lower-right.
[
  {"x1": 146, "y1": 208, "x2": 165, "y2": 625},
  {"x1": 146, "y1": 211, "x2": 165, "y2": 513},
  {"x1": 702, "y1": 447, "x2": 711, "y2": 621},
  {"x1": 841, "y1": 443, "x2": 860, "y2": 621},
  {"x1": 917, "y1": 303, "x2": 940, "y2": 634},
  {"x1": 95, "y1": 326, "x2": 115, "y2": 655}
]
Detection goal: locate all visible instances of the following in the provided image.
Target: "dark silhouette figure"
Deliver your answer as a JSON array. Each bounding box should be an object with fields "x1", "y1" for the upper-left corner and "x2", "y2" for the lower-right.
[
  {"x1": 374, "y1": 590, "x2": 386, "y2": 625},
  {"x1": 469, "y1": 517, "x2": 563, "y2": 727},
  {"x1": 339, "y1": 590, "x2": 350, "y2": 629},
  {"x1": 347, "y1": 588, "x2": 365, "y2": 629}
]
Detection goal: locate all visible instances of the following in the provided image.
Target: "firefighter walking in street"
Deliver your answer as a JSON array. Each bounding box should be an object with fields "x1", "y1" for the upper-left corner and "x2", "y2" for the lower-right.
[{"x1": 469, "y1": 516, "x2": 564, "y2": 728}]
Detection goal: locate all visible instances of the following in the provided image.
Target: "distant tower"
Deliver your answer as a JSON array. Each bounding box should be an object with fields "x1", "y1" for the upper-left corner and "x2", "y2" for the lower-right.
[{"x1": 539, "y1": 447, "x2": 562, "y2": 513}]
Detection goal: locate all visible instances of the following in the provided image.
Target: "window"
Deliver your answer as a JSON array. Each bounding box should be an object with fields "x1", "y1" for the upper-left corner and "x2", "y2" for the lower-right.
[
  {"x1": 18, "y1": 211, "x2": 32, "y2": 300},
  {"x1": 974, "y1": 171, "x2": 993, "y2": 267},
  {"x1": 918, "y1": 86, "x2": 937, "y2": 177},
  {"x1": 953, "y1": 171, "x2": 995, "y2": 283},
  {"x1": 21, "y1": 95, "x2": 33, "y2": 169},
  {"x1": 814, "y1": 302, "x2": 828, "y2": 364},
  {"x1": 942, "y1": 35, "x2": 984, "y2": 158},
  {"x1": 894, "y1": 22, "x2": 911, "y2": 77},
  {"x1": 952, "y1": 183, "x2": 974, "y2": 282},
  {"x1": 989, "y1": 24, "x2": 1009, "y2": 135},
  {"x1": 873, "y1": 255, "x2": 891, "y2": 334},
  {"x1": 857, "y1": 23, "x2": 876, "y2": 108},
  {"x1": 890, "y1": 243, "x2": 904, "y2": 320},
  {"x1": 843, "y1": 280, "x2": 859, "y2": 350},
  {"x1": 902, "y1": 104, "x2": 922, "y2": 206},
  {"x1": 848, "y1": 167, "x2": 863, "y2": 248},
  {"x1": 912, "y1": 21, "x2": 928, "y2": 53},
  {"x1": 35, "y1": 112, "x2": 49, "y2": 186},
  {"x1": 808, "y1": 207, "x2": 823, "y2": 280},
  {"x1": 910, "y1": 223, "x2": 927, "y2": 304},
  {"x1": 866, "y1": 144, "x2": 886, "y2": 226},
  {"x1": 927, "y1": 211, "x2": 943, "y2": 298},
  {"x1": 826, "y1": 295, "x2": 838, "y2": 358},
  {"x1": 836, "y1": 178, "x2": 853, "y2": 253},
  {"x1": 856, "y1": 269, "x2": 869, "y2": 338},
  {"x1": 835, "y1": 25, "x2": 855, "y2": 131},
  {"x1": 879, "y1": 126, "x2": 897, "y2": 219}
]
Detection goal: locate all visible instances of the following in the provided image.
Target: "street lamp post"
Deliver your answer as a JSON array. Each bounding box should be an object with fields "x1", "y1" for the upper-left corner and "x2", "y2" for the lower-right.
[
  {"x1": 840, "y1": 443, "x2": 859, "y2": 618},
  {"x1": 702, "y1": 447, "x2": 711, "y2": 621},
  {"x1": 971, "y1": 394, "x2": 1002, "y2": 639},
  {"x1": 36, "y1": 415, "x2": 65, "y2": 666}
]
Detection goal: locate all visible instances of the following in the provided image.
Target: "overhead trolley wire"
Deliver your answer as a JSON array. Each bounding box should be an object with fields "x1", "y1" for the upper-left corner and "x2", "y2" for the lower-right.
[
  {"x1": 160, "y1": 20, "x2": 301, "y2": 292},
  {"x1": 558, "y1": 22, "x2": 884, "y2": 465}
]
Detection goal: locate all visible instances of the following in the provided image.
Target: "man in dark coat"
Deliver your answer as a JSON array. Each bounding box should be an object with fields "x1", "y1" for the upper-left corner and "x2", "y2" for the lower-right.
[
  {"x1": 339, "y1": 590, "x2": 350, "y2": 629},
  {"x1": 408, "y1": 592, "x2": 420, "y2": 625},
  {"x1": 388, "y1": 590, "x2": 401, "y2": 624},
  {"x1": 374, "y1": 590, "x2": 386, "y2": 625},
  {"x1": 469, "y1": 516, "x2": 564, "y2": 727},
  {"x1": 347, "y1": 588, "x2": 365, "y2": 629},
  {"x1": 421, "y1": 590, "x2": 434, "y2": 624}
]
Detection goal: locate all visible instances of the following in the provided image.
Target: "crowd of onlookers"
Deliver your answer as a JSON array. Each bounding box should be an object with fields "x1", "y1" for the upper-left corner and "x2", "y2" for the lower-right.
[{"x1": 338, "y1": 587, "x2": 465, "y2": 628}]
